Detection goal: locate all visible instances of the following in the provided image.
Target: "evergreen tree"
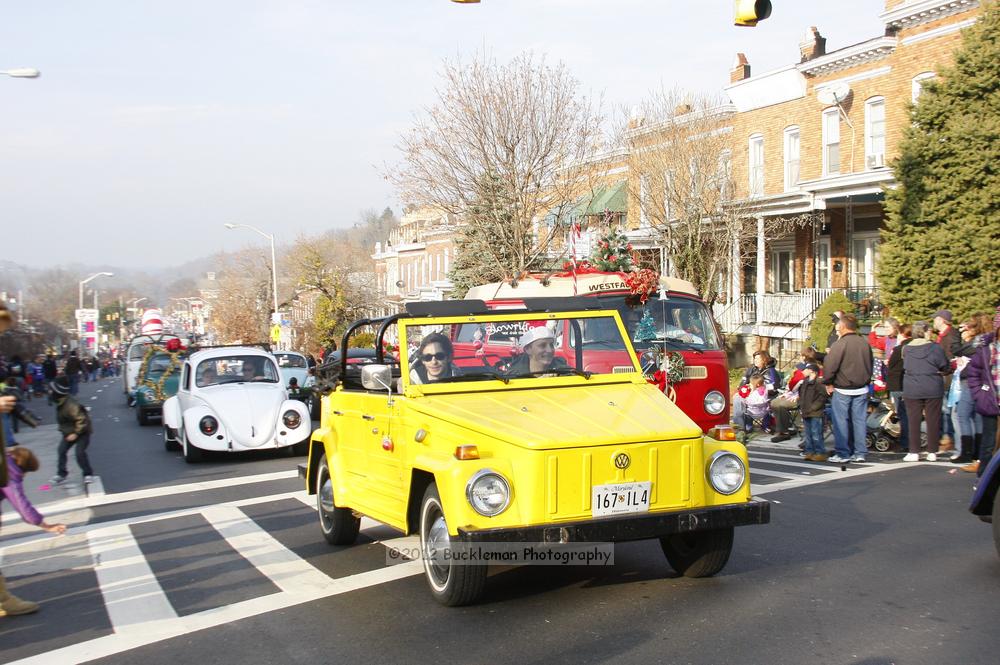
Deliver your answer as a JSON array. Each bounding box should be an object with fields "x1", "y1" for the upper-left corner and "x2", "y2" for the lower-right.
[
  {"x1": 808, "y1": 292, "x2": 854, "y2": 350},
  {"x1": 591, "y1": 228, "x2": 635, "y2": 273},
  {"x1": 879, "y1": 4, "x2": 1000, "y2": 320}
]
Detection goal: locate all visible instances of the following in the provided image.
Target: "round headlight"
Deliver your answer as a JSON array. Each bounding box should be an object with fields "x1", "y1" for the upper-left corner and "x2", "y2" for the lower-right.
[
  {"x1": 704, "y1": 390, "x2": 726, "y2": 415},
  {"x1": 199, "y1": 415, "x2": 218, "y2": 435},
  {"x1": 282, "y1": 410, "x2": 301, "y2": 429},
  {"x1": 465, "y1": 469, "x2": 511, "y2": 517},
  {"x1": 707, "y1": 452, "x2": 746, "y2": 495}
]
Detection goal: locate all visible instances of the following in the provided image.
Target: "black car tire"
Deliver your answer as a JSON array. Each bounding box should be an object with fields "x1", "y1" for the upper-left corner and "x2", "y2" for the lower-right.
[
  {"x1": 137, "y1": 408, "x2": 150, "y2": 426},
  {"x1": 183, "y1": 429, "x2": 204, "y2": 464},
  {"x1": 419, "y1": 483, "x2": 487, "y2": 606},
  {"x1": 316, "y1": 457, "x2": 360, "y2": 546},
  {"x1": 307, "y1": 394, "x2": 321, "y2": 420},
  {"x1": 659, "y1": 527, "x2": 734, "y2": 578},
  {"x1": 163, "y1": 426, "x2": 181, "y2": 451}
]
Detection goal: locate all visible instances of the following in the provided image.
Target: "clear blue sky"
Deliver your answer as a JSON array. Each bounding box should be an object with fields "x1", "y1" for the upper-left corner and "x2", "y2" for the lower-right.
[{"x1": 0, "y1": 0, "x2": 883, "y2": 268}]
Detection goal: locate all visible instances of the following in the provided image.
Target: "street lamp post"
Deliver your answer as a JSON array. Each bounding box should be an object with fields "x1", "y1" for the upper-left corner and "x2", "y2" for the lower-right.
[
  {"x1": 77, "y1": 272, "x2": 113, "y2": 353},
  {"x1": 79, "y1": 272, "x2": 114, "y2": 310},
  {"x1": 0, "y1": 68, "x2": 41, "y2": 79},
  {"x1": 224, "y1": 222, "x2": 279, "y2": 318}
]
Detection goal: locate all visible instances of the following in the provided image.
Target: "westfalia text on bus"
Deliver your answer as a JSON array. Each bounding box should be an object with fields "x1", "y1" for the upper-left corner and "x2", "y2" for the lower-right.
[{"x1": 460, "y1": 269, "x2": 729, "y2": 432}]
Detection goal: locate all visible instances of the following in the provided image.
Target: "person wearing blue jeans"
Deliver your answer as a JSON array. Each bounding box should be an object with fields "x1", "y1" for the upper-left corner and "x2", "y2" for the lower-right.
[{"x1": 821, "y1": 314, "x2": 874, "y2": 463}]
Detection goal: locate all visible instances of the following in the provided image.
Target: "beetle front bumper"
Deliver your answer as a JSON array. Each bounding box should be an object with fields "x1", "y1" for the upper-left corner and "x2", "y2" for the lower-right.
[{"x1": 456, "y1": 498, "x2": 770, "y2": 544}]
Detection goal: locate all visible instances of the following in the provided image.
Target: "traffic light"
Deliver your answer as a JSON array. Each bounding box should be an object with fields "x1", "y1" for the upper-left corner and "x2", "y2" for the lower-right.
[{"x1": 735, "y1": 0, "x2": 771, "y2": 27}]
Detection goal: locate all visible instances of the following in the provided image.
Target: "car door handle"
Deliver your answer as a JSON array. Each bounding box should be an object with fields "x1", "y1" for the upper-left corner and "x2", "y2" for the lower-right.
[
  {"x1": 332, "y1": 410, "x2": 344, "y2": 416},
  {"x1": 362, "y1": 414, "x2": 375, "y2": 421}
]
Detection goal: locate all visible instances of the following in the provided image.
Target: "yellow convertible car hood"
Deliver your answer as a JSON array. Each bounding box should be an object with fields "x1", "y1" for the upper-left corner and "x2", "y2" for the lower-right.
[{"x1": 409, "y1": 382, "x2": 703, "y2": 449}]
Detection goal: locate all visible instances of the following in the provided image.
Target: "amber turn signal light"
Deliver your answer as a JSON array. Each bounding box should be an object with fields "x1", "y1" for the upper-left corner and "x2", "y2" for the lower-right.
[
  {"x1": 454, "y1": 445, "x2": 480, "y2": 460},
  {"x1": 707, "y1": 425, "x2": 738, "y2": 441}
]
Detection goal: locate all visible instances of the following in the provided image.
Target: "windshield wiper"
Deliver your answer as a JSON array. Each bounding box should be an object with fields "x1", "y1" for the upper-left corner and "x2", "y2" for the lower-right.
[
  {"x1": 657, "y1": 338, "x2": 704, "y2": 354},
  {"x1": 516, "y1": 367, "x2": 592, "y2": 380},
  {"x1": 436, "y1": 372, "x2": 510, "y2": 385}
]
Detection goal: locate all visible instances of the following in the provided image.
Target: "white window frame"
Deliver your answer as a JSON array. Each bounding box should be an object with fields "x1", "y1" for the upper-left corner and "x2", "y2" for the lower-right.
[
  {"x1": 816, "y1": 237, "x2": 832, "y2": 289},
  {"x1": 865, "y1": 97, "x2": 886, "y2": 170},
  {"x1": 822, "y1": 108, "x2": 840, "y2": 176},
  {"x1": 783, "y1": 126, "x2": 800, "y2": 191},
  {"x1": 770, "y1": 242, "x2": 795, "y2": 294},
  {"x1": 851, "y1": 232, "x2": 881, "y2": 289},
  {"x1": 748, "y1": 134, "x2": 764, "y2": 197},
  {"x1": 912, "y1": 72, "x2": 935, "y2": 104}
]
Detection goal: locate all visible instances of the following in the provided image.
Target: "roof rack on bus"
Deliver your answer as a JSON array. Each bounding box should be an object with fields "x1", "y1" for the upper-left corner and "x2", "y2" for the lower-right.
[
  {"x1": 518, "y1": 297, "x2": 604, "y2": 312},
  {"x1": 187, "y1": 342, "x2": 272, "y2": 354},
  {"x1": 404, "y1": 297, "x2": 604, "y2": 318}
]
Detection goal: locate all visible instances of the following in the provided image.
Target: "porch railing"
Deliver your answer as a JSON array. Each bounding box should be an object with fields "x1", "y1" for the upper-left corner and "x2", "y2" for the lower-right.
[{"x1": 714, "y1": 287, "x2": 882, "y2": 332}]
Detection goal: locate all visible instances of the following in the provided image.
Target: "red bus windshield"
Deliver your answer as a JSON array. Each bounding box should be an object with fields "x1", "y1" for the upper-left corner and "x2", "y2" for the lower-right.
[{"x1": 591, "y1": 294, "x2": 722, "y2": 352}]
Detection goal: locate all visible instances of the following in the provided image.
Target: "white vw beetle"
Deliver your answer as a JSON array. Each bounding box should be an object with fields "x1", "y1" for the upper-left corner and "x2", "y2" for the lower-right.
[{"x1": 162, "y1": 346, "x2": 311, "y2": 462}]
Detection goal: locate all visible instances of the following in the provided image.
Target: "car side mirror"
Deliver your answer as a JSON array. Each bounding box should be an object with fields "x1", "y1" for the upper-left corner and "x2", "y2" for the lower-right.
[{"x1": 361, "y1": 365, "x2": 393, "y2": 392}]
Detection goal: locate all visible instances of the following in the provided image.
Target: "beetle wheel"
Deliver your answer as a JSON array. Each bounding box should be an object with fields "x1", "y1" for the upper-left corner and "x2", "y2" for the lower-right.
[
  {"x1": 660, "y1": 527, "x2": 734, "y2": 578},
  {"x1": 419, "y1": 483, "x2": 487, "y2": 606},
  {"x1": 317, "y1": 457, "x2": 360, "y2": 545}
]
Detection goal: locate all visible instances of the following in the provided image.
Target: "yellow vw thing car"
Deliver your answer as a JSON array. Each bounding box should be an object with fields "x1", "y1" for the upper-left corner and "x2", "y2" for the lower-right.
[{"x1": 304, "y1": 299, "x2": 769, "y2": 606}]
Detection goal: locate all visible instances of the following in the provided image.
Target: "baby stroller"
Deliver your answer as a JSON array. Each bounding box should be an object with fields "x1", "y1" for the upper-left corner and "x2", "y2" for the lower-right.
[{"x1": 865, "y1": 396, "x2": 902, "y2": 452}]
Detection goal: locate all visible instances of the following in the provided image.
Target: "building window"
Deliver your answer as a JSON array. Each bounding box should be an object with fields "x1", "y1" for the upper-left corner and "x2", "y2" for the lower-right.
[
  {"x1": 822, "y1": 108, "x2": 840, "y2": 176},
  {"x1": 816, "y1": 238, "x2": 831, "y2": 289},
  {"x1": 865, "y1": 97, "x2": 886, "y2": 169},
  {"x1": 912, "y1": 72, "x2": 935, "y2": 103},
  {"x1": 748, "y1": 134, "x2": 764, "y2": 197},
  {"x1": 770, "y1": 247, "x2": 794, "y2": 293},
  {"x1": 783, "y1": 126, "x2": 800, "y2": 190},
  {"x1": 852, "y1": 234, "x2": 881, "y2": 289}
]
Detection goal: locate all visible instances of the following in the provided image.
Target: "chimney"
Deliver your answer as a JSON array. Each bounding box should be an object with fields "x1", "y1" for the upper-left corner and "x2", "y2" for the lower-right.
[
  {"x1": 730, "y1": 53, "x2": 751, "y2": 83},
  {"x1": 799, "y1": 27, "x2": 826, "y2": 62}
]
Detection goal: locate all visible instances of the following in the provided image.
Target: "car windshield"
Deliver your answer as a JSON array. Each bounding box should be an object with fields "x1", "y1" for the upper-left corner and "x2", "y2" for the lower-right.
[
  {"x1": 145, "y1": 353, "x2": 173, "y2": 375},
  {"x1": 129, "y1": 344, "x2": 151, "y2": 361},
  {"x1": 593, "y1": 295, "x2": 722, "y2": 352},
  {"x1": 406, "y1": 314, "x2": 635, "y2": 385},
  {"x1": 196, "y1": 355, "x2": 280, "y2": 387},
  {"x1": 275, "y1": 353, "x2": 307, "y2": 368}
]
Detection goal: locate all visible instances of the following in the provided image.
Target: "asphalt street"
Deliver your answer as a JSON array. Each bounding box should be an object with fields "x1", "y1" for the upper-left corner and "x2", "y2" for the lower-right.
[{"x1": 1, "y1": 377, "x2": 998, "y2": 665}]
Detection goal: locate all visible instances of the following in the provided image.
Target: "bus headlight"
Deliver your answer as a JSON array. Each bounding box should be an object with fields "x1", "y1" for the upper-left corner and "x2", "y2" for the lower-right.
[
  {"x1": 466, "y1": 469, "x2": 511, "y2": 517},
  {"x1": 704, "y1": 390, "x2": 726, "y2": 415},
  {"x1": 707, "y1": 452, "x2": 745, "y2": 495}
]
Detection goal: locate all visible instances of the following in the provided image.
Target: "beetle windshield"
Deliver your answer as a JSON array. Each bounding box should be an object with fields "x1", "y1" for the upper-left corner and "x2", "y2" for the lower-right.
[
  {"x1": 274, "y1": 353, "x2": 307, "y2": 368},
  {"x1": 145, "y1": 353, "x2": 173, "y2": 375},
  {"x1": 196, "y1": 355, "x2": 280, "y2": 387}
]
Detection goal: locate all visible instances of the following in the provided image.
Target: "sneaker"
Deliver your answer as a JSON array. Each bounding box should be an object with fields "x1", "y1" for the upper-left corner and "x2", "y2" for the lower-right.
[
  {"x1": 962, "y1": 461, "x2": 980, "y2": 473},
  {"x1": 813, "y1": 453, "x2": 829, "y2": 462},
  {"x1": 926, "y1": 453, "x2": 937, "y2": 462},
  {"x1": 850, "y1": 455, "x2": 867, "y2": 463},
  {"x1": 903, "y1": 453, "x2": 920, "y2": 462},
  {"x1": 83, "y1": 475, "x2": 96, "y2": 484},
  {"x1": 798, "y1": 451, "x2": 808, "y2": 457},
  {"x1": 50, "y1": 475, "x2": 67, "y2": 485},
  {"x1": 828, "y1": 454, "x2": 849, "y2": 463},
  {"x1": 770, "y1": 433, "x2": 791, "y2": 443}
]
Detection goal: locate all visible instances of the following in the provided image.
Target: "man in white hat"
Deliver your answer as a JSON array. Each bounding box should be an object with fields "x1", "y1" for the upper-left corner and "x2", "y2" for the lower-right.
[{"x1": 505, "y1": 325, "x2": 569, "y2": 376}]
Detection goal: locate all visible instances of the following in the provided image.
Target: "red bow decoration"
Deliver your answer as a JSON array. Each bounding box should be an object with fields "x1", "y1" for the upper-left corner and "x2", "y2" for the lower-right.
[
  {"x1": 165, "y1": 338, "x2": 185, "y2": 352},
  {"x1": 647, "y1": 370, "x2": 667, "y2": 392}
]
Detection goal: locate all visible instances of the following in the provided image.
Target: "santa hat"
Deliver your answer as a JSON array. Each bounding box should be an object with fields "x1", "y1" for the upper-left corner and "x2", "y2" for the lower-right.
[{"x1": 519, "y1": 325, "x2": 556, "y2": 348}]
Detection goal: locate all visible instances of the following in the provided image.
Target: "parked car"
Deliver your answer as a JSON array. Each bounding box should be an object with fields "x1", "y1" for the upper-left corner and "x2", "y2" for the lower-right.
[
  {"x1": 133, "y1": 351, "x2": 183, "y2": 426},
  {"x1": 306, "y1": 348, "x2": 380, "y2": 420},
  {"x1": 969, "y1": 452, "x2": 1000, "y2": 559},
  {"x1": 302, "y1": 299, "x2": 769, "y2": 606},
  {"x1": 162, "y1": 346, "x2": 311, "y2": 462},
  {"x1": 274, "y1": 351, "x2": 310, "y2": 387}
]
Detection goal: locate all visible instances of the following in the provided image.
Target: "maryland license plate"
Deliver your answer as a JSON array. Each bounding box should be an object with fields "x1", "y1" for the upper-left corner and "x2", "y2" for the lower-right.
[{"x1": 592, "y1": 482, "x2": 651, "y2": 518}]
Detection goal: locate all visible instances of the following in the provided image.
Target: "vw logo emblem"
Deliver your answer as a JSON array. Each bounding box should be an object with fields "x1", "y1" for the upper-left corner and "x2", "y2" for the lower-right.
[{"x1": 614, "y1": 453, "x2": 631, "y2": 470}]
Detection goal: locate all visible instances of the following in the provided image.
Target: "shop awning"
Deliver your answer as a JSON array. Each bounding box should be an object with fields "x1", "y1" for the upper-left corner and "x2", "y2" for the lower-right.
[{"x1": 584, "y1": 180, "x2": 627, "y2": 215}]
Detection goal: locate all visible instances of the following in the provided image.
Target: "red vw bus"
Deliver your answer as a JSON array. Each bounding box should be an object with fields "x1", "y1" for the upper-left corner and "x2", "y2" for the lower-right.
[{"x1": 460, "y1": 272, "x2": 729, "y2": 432}]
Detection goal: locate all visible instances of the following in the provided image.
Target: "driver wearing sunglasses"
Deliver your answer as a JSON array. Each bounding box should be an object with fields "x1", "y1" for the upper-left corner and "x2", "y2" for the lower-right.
[{"x1": 409, "y1": 333, "x2": 460, "y2": 384}]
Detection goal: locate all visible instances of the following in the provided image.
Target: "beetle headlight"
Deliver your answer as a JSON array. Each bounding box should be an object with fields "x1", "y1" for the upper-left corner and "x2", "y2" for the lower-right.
[
  {"x1": 466, "y1": 469, "x2": 511, "y2": 517},
  {"x1": 707, "y1": 451, "x2": 745, "y2": 495},
  {"x1": 704, "y1": 390, "x2": 726, "y2": 415},
  {"x1": 199, "y1": 415, "x2": 218, "y2": 435},
  {"x1": 282, "y1": 410, "x2": 301, "y2": 429}
]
